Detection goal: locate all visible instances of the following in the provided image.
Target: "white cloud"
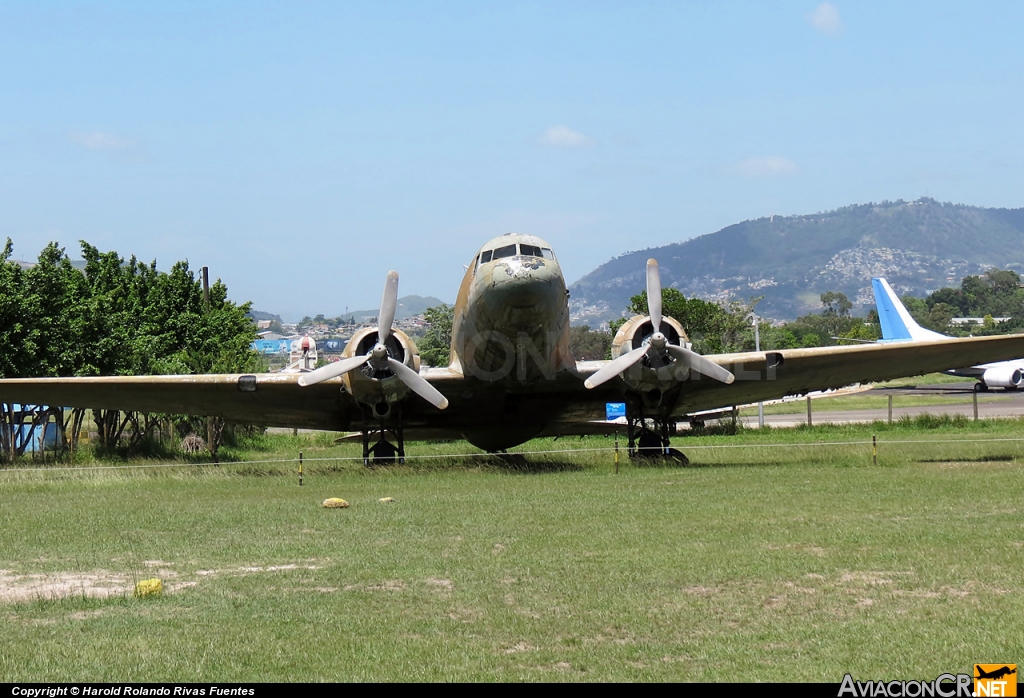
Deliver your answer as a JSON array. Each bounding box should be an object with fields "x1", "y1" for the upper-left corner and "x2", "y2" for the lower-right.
[
  {"x1": 538, "y1": 125, "x2": 592, "y2": 148},
  {"x1": 723, "y1": 156, "x2": 800, "y2": 178},
  {"x1": 69, "y1": 131, "x2": 149, "y2": 163},
  {"x1": 70, "y1": 131, "x2": 136, "y2": 151},
  {"x1": 809, "y1": 2, "x2": 843, "y2": 35}
]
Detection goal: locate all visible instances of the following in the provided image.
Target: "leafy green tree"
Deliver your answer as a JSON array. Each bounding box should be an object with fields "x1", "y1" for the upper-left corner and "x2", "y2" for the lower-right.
[
  {"x1": 0, "y1": 240, "x2": 32, "y2": 379},
  {"x1": 418, "y1": 303, "x2": 454, "y2": 367},
  {"x1": 624, "y1": 288, "x2": 734, "y2": 353},
  {"x1": 760, "y1": 325, "x2": 800, "y2": 349},
  {"x1": 569, "y1": 325, "x2": 612, "y2": 361},
  {"x1": 820, "y1": 291, "x2": 853, "y2": 318},
  {"x1": 927, "y1": 302, "x2": 958, "y2": 334}
]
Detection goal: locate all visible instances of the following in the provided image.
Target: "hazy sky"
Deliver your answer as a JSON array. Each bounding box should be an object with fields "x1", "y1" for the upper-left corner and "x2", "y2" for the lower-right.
[{"x1": 3, "y1": 1, "x2": 1023, "y2": 319}]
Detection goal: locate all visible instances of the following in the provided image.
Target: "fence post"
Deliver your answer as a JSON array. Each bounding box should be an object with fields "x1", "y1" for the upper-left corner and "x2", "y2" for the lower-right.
[
  {"x1": 299, "y1": 451, "x2": 303, "y2": 486},
  {"x1": 973, "y1": 391, "x2": 978, "y2": 421},
  {"x1": 872, "y1": 434, "x2": 877, "y2": 466},
  {"x1": 888, "y1": 394, "x2": 893, "y2": 424},
  {"x1": 806, "y1": 396, "x2": 812, "y2": 427}
]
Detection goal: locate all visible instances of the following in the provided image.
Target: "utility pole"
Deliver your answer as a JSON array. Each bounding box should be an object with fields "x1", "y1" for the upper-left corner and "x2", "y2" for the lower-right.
[
  {"x1": 747, "y1": 312, "x2": 764, "y2": 428},
  {"x1": 202, "y1": 266, "x2": 214, "y2": 459}
]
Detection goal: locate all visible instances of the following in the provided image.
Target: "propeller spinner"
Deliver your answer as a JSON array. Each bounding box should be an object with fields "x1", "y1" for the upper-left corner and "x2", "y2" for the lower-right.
[
  {"x1": 584, "y1": 259, "x2": 735, "y2": 389},
  {"x1": 297, "y1": 271, "x2": 449, "y2": 410}
]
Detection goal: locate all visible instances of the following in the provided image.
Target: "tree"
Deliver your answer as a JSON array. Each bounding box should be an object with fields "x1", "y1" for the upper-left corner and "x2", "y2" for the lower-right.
[
  {"x1": 569, "y1": 325, "x2": 612, "y2": 361},
  {"x1": 418, "y1": 304, "x2": 454, "y2": 367},
  {"x1": 623, "y1": 288, "x2": 739, "y2": 353},
  {"x1": 820, "y1": 291, "x2": 852, "y2": 318}
]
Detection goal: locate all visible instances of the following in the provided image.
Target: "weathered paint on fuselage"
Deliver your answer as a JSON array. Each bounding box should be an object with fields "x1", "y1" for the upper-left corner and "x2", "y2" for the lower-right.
[
  {"x1": 450, "y1": 234, "x2": 573, "y2": 381},
  {"x1": 446, "y1": 234, "x2": 578, "y2": 449}
]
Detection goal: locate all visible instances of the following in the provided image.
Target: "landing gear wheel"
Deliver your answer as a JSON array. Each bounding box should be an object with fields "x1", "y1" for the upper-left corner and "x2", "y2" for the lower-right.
[
  {"x1": 635, "y1": 428, "x2": 664, "y2": 459},
  {"x1": 975, "y1": 382, "x2": 989, "y2": 393},
  {"x1": 665, "y1": 448, "x2": 690, "y2": 466}
]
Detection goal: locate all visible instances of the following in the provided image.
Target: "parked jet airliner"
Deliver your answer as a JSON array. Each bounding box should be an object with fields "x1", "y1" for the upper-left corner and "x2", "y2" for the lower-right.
[{"x1": 872, "y1": 277, "x2": 1024, "y2": 392}]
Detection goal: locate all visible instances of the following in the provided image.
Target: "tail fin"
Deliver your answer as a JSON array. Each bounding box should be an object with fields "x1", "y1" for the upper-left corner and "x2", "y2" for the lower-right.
[{"x1": 871, "y1": 278, "x2": 949, "y2": 342}]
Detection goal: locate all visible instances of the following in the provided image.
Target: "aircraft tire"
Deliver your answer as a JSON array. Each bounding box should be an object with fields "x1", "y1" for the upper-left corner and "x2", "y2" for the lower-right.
[
  {"x1": 666, "y1": 448, "x2": 690, "y2": 466},
  {"x1": 975, "y1": 382, "x2": 989, "y2": 393}
]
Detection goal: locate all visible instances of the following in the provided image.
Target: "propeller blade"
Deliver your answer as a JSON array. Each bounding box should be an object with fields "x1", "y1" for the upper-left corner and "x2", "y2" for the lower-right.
[
  {"x1": 377, "y1": 271, "x2": 399, "y2": 344},
  {"x1": 297, "y1": 354, "x2": 370, "y2": 387},
  {"x1": 584, "y1": 345, "x2": 649, "y2": 389},
  {"x1": 646, "y1": 258, "x2": 662, "y2": 334},
  {"x1": 387, "y1": 358, "x2": 449, "y2": 409},
  {"x1": 666, "y1": 345, "x2": 735, "y2": 384}
]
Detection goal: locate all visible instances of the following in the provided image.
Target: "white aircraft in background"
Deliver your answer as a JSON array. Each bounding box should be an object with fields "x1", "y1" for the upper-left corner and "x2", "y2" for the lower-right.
[{"x1": 872, "y1": 277, "x2": 1024, "y2": 392}]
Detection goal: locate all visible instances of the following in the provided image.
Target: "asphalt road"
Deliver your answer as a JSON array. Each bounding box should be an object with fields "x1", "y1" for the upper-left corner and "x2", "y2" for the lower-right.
[{"x1": 745, "y1": 382, "x2": 1024, "y2": 428}]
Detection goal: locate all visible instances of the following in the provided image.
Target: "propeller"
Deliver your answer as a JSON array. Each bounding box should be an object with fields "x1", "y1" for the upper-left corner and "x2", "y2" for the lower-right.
[
  {"x1": 298, "y1": 271, "x2": 449, "y2": 410},
  {"x1": 584, "y1": 258, "x2": 735, "y2": 389}
]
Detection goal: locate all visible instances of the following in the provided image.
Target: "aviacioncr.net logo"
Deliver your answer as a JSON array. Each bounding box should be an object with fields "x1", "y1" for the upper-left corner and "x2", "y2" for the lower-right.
[{"x1": 838, "y1": 673, "x2": 973, "y2": 697}]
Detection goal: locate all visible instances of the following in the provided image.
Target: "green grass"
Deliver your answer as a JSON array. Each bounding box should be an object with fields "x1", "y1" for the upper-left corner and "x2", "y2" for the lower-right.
[
  {"x1": 874, "y1": 372, "x2": 978, "y2": 388},
  {"x1": 2, "y1": 422, "x2": 1023, "y2": 681}
]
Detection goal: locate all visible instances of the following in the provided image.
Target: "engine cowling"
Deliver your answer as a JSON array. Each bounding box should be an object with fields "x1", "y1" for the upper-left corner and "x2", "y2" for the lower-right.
[
  {"x1": 610, "y1": 314, "x2": 690, "y2": 394},
  {"x1": 339, "y1": 326, "x2": 421, "y2": 416},
  {"x1": 981, "y1": 365, "x2": 1023, "y2": 389}
]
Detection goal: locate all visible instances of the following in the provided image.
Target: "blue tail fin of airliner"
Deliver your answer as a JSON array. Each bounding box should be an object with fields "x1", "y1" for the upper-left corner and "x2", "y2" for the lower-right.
[{"x1": 871, "y1": 278, "x2": 948, "y2": 342}]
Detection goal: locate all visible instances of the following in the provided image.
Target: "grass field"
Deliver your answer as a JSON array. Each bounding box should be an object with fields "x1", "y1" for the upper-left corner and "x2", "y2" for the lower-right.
[{"x1": 1, "y1": 419, "x2": 1022, "y2": 682}]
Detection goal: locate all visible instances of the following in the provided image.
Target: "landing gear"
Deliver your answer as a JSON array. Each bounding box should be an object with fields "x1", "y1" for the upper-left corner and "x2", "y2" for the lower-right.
[
  {"x1": 975, "y1": 382, "x2": 989, "y2": 393},
  {"x1": 359, "y1": 403, "x2": 405, "y2": 466},
  {"x1": 625, "y1": 410, "x2": 689, "y2": 464}
]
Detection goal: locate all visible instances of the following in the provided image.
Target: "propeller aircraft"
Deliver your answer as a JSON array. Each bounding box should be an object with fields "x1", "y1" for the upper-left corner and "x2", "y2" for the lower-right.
[{"x1": 2, "y1": 232, "x2": 1024, "y2": 463}]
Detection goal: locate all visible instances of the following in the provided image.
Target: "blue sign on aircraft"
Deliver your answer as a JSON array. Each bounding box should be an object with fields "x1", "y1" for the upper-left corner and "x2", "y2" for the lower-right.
[{"x1": 605, "y1": 402, "x2": 627, "y2": 421}]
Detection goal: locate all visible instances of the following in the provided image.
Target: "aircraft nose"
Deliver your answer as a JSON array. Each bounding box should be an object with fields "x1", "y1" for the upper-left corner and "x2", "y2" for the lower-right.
[{"x1": 488, "y1": 257, "x2": 564, "y2": 308}]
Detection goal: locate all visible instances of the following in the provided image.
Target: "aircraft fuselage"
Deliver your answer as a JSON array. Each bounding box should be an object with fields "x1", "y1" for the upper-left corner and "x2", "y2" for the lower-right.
[{"x1": 451, "y1": 234, "x2": 574, "y2": 385}]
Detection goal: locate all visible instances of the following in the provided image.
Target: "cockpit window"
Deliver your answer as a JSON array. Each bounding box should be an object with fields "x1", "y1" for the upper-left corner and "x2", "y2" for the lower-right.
[
  {"x1": 519, "y1": 244, "x2": 543, "y2": 257},
  {"x1": 479, "y1": 249, "x2": 492, "y2": 264},
  {"x1": 541, "y1": 247, "x2": 555, "y2": 260},
  {"x1": 492, "y1": 244, "x2": 517, "y2": 260}
]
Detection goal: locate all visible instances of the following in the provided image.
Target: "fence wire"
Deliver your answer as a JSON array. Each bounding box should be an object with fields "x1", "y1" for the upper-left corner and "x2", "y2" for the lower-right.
[{"x1": 2, "y1": 434, "x2": 1024, "y2": 474}]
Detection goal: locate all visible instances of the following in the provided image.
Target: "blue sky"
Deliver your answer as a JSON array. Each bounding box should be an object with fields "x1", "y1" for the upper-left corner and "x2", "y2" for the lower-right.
[{"x1": 3, "y1": 1, "x2": 1023, "y2": 319}]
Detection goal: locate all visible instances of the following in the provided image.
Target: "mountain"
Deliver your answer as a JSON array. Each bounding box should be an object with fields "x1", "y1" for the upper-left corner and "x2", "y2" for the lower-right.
[
  {"x1": 247, "y1": 310, "x2": 284, "y2": 324},
  {"x1": 569, "y1": 199, "x2": 1024, "y2": 324},
  {"x1": 344, "y1": 295, "x2": 448, "y2": 322}
]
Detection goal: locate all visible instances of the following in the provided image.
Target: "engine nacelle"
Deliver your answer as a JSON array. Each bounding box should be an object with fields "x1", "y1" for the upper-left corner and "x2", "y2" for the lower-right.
[
  {"x1": 610, "y1": 314, "x2": 690, "y2": 396},
  {"x1": 339, "y1": 326, "x2": 422, "y2": 416},
  {"x1": 982, "y1": 365, "x2": 1023, "y2": 389}
]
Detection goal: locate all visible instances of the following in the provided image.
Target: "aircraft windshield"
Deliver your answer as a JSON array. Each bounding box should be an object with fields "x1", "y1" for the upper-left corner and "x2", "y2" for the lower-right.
[
  {"x1": 491, "y1": 244, "x2": 517, "y2": 260},
  {"x1": 479, "y1": 243, "x2": 556, "y2": 264}
]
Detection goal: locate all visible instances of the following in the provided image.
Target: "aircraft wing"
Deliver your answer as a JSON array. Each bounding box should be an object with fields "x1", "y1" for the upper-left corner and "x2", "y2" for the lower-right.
[
  {"x1": 0, "y1": 369, "x2": 468, "y2": 432},
  {"x1": 0, "y1": 334, "x2": 1021, "y2": 436},
  {"x1": 644, "y1": 333, "x2": 1024, "y2": 414}
]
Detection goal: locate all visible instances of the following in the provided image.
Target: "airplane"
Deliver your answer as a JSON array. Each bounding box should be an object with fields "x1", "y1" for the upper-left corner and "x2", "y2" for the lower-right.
[
  {"x1": 975, "y1": 666, "x2": 1016, "y2": 681},
  {"x1": 1, "y1": 233, "x2": 1023, "y2": 464},
  {"x1": 872, "y1": 277, "x2": 1024, "y2": 392}
]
